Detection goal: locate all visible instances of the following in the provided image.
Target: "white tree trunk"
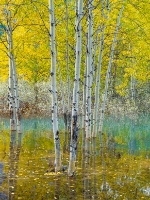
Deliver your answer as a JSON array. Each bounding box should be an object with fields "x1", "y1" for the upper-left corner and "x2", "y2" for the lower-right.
[
  {"x1": 98, "y1": 6, "x2": 124, "y2": 146},
  {"x1": 12, "y1": 56, "x2": 21, "y2": 134},
  {"x1": 65, "y1": 0, "x2": 71, "y2": 131},
  {"x1": 92, "y1": 26, "x2": 105, "y2": 137},
  {"x1": 56, "y1": 48, "x2": 67, "y2": 151},
  {"x1": 92, "y1": 26, "x2": 100, "y2": 77},
  {"x1": 49, "y1": 0, "x2": 61, "y2": 172},
  {"x1": 68, "y1": 0, "x2": 83, "y2": 176},
  {"x1": 85, "y1": 0, "x2": 94, "y2": 139},
  {"x1": 84, "y1": 0, "x2": 94, "y2": 166},
  {"x1": 7, "y1": 10, "x2": 18, "y2": 133}
]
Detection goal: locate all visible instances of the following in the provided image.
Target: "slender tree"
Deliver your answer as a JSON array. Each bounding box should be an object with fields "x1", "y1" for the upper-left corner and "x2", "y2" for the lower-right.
[
  {"x1": 85, "y1": 0, "x2": 94, "y2": 139},
  {"x1": 92, "y1": 26, "x2": 105, "y2": 137},
  {"x1": 65, "y1": 0, "x2": 71, "y2": 133},
  {"x1": 7, "y1": 10, "x2": 16, "y2": 133},
  {"x1": 6, "y1": 9, "x2": 21, "y2": 134},
  {"x1": 84, "y1": 0, "x2": 94, "y2": 164},
  {"x1": 68, "y1": 0, "x2": 83, "y2": 176},
  {"x1": 49, "y1": 0, "x2": 61, "y2": 172}
]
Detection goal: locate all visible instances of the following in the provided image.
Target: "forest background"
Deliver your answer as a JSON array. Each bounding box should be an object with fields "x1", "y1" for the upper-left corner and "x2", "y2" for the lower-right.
[{"x1": 0, "y1": 0, "x2": 149, "y2": 118}]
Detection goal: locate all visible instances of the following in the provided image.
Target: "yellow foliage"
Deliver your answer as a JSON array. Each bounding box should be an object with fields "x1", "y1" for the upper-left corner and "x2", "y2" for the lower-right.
[{"x1": 0, "y1": 0, "x2": 149, "y2": 94}]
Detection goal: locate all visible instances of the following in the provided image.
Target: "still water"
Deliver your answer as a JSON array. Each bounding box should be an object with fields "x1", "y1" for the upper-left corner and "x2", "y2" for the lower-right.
[{"x1": 0, "y1": 116, "x2": 150, "y2": 199}]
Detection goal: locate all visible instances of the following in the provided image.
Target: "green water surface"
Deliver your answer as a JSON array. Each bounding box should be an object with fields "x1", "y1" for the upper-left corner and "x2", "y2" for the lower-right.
[{"x1": 0, "y1": 115, "x2": 150, "y2": 199}]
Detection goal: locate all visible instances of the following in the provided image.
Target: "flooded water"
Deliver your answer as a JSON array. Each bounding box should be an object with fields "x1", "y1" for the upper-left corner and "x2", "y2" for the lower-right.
[{"x1": 0, "y1": 116, "x2": 150, "y2": 199}]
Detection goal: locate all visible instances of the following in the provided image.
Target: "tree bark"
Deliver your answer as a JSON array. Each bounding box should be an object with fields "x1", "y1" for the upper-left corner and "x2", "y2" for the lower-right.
[
  {"x1": 49, "y1": 0, "x2": 61, "y2": 172},
  {"x1": 7, "y1": 10, "x2": 20, "y2": 133},
  {"x1": 92, "y1": 26, "x2": 105, "y2": 138},
  {"x1": 68, "y1": 0, "x2": 83, "y2": 176}
]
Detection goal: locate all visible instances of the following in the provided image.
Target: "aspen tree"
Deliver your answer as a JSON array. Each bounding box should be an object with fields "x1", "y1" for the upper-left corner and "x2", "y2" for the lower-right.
[
  {"x1": 68, "y1": 0, "x2": 83, "y2": 176},
  {"x1": 6, "y1": 9, "x2": 21, "y2": 133},
  {"x1": 7, "y1": 12, "x2": 16, "y2": 132},
  {"x1": 82, "y1": 61, "x2": 87, "y2": 150},
  {"x1": 92, "y1": 26, "x2": 105, "y2": 138},
  {"x1": 49, "y1": 0, "x2": 61, "y2": 172},
  {"x1": 82, "y1": 33, "x2": 88, "y2": 150},
  {"x1": 65, "y1": 0, "x2": 71, "y2": 133},
  {"x1": 98, "y1": 6, "x2": 124, "y2": 147},
  {"x1": 92, "y1": 26, "x2": 100, "y2": 77},
  {"x1": 85, "y1": 0, "x2": 94, "y2": 164},
  {"x1": 85, "y1": 0, "x2": 93, "y2": 139},
  {"x1": 56, "y1": 44, "x2": 67, "y2": 150}
]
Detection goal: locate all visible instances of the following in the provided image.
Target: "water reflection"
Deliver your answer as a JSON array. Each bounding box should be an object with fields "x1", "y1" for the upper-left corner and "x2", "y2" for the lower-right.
[
  {"x1": 92, "y1": 138, "x2": 97, "y2": 199},
  {"x1": 0, "y1": 122, "x2": 149, "y2": 199},
  {"x1": 8, "y1": 132, "x2": 22, "y2": 200},
  {"x1": 0, "y1": 162, "x2": 7, "y2": 200}
]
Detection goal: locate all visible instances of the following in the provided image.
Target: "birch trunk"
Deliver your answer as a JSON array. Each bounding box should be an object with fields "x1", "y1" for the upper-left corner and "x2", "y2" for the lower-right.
[
  {"x1": 12, "y1": 56, "x2": 21, "y2": 134},
  {"x1": 49, "y1": 0, "x2": 61, "y2": 172},
  {"x1": 68, "y1": 0, "x2": 83, "y2": 176},
  {"x1": 84, "y1": 0, "x2": 94, "y2": 165},
  {"x1": 92, "y1": 26, "x2": 100, "y2": 78},
  {"x1": 65, "y1": 0, "x2": 71, "y2": 150},
  {"x1": 7, "y1": 10, "x2": 17, "y2": 133},
  {"x1": 65, "y1": 0, "x2": 71, "y2": 134},
  {"x1": 92, "y1": 27, "x2": 105, "y2": 138},
  {"x1": 82, "y1": 65, "x2": 87, "y2": 151},
  {"x1": 98, "y1": 6, "x2": 124, "y2": 147},
  {"x1": 85, "y1": 0, "x2": 94, "y2": 139},
  {"x1": 56, "y1": 45, "x2": 67, "y2": 151},
  {"x1": 81, "y1": 34, "x2": 88, "y2": 151}
]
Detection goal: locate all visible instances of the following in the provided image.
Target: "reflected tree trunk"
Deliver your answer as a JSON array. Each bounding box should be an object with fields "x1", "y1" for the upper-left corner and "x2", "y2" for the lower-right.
[
  {"x1": 8, "y1": 133, "x2": 22, "y2": 200},
  {"x1": 100, "y1": 140, "x2": 109, "y2": 200},
  {"x1": 92, "y1": 137, "x2": 97, "y2": 198},
  {"x1": 54, "y1": 175, "x2": 60, "y2": 200},
  {"x1": 68, "y1": 176, "x2": 76, "y2": 199},
  {"x1": 83, "y1": 154, "x2": 91, "y2": 199}
]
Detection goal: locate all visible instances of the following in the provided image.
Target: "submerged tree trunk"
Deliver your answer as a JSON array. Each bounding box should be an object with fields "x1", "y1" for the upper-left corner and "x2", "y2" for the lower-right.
[
  {"x1": 49, "y1": 0, "x2": 61, "y2": 172},
  {"x1": 12, "y1": 57, "x2": 21, "y2": 134},
  {"x1": 85, "y1": 0, "x2": 93, "y2": 139},
  {"x1": 85, "y1": 0, "x2": 94, "y2": 165},
  {"x1": 7, "y1": 10, "x2": 21, "y2": 133},
  {"x1": 7, "y1": 14, "x2": 16, "y2": 132},
  {"x1": 68, "y1": 0, "x2": 83, "y2": 176},
  {"x1": 56, "y1": 45, "x2": 67, "y2": 151}
]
